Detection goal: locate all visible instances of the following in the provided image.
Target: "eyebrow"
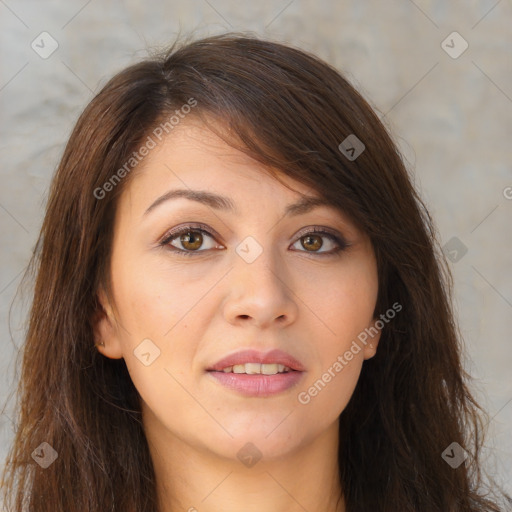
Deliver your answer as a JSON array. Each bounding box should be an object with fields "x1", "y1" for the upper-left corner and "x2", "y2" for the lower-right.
[{"x1": 143, "y1": 188, "x2": 333, "y2": 218}]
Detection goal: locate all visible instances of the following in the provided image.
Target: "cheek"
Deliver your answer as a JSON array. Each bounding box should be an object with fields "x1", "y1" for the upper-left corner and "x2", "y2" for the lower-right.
[
  {"x1": 297, "y1": 338, "x2": 365, "y2": 424},
  {"x1": 109, "y1": 252, "x2": 210, "y2": 396},
  {"x1": 110, "y1": 250, "x2": 186, "y2": 342},
  {"x1": 296, "y1": 258, "x2": 376, "y2": 412},
  {"x1": 312, "y1": 259, "x2": 378, "y2": 341},
  {"x1": 126, "y1": 357, "x2": 208, "y2": 446}
]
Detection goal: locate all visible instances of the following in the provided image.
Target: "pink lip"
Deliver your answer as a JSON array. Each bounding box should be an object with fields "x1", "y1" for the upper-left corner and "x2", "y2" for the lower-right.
[
  {"x1": 206, "y1": 349, "x2": 306, "y2": 398},
  {"x1": 208, "y1": 371, "x2": 304, "y2": 397},
  {"x1": 207, "y1": 349, "x2": 306, "y2": 372}
]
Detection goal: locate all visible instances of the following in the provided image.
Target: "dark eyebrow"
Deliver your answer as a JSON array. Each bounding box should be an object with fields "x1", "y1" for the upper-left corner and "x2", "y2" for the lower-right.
[{"x1": 143, "y1": 188, "x2": 332, "y2": 217}]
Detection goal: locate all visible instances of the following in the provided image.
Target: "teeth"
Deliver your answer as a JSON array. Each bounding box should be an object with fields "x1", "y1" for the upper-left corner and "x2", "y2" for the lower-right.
[
  {"x1": 243, "y1": 362, "x2": 262, "y2": 374},
  {"x1": 221, "y1": 363, "x2": 291, "y2": 374}
]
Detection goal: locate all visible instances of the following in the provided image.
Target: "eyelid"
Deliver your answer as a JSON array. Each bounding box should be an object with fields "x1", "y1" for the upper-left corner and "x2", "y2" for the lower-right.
[
  {"x1": 293, "y1": 225, "x2": 344, "y2": 241},
  {"x1": 159, "y1": 223, "x2": 349, "y2": 256}
]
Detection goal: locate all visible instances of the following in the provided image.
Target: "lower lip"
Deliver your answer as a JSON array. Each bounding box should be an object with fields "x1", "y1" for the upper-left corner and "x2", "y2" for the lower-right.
[{"x1": 207, "y1": 370, "x2": 305, "y2": 397}]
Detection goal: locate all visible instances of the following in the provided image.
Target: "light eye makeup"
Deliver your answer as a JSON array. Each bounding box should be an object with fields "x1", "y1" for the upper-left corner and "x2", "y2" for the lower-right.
[{"x1": 158, "y1": 222, "x2": 351, "y2": 258}]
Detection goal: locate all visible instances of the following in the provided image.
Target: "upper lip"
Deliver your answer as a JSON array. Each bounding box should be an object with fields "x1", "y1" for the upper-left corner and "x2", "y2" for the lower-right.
[{"x1": 207, "y1": 349, "x2": 306, "y2": 372}]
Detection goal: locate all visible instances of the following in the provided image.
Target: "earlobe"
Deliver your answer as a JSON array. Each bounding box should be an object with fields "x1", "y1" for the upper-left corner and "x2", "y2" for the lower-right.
[
  {"x1": 92, "y1": 289, "x2": 124, "y2": 359},
  {"x1": 362, "y1": 320, "x2": 382, "y2": 360}
]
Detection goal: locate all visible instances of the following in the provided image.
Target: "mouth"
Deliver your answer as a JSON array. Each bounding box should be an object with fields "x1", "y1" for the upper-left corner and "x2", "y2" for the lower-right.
[
  {"x1": 206, "y1": 349, "x2": 306, "y2": 398},
  {"x1": 206, "y1": 348, "x2": 306, "y2": 373},
  {"x1": 208, "y1": 362, "x2": 295, "y2": 375}
]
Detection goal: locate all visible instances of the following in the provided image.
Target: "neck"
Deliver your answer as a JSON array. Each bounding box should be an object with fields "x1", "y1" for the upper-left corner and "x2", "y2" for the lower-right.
[{"x1": 143, "y1": 410, "x2": 345, "y2": 512}]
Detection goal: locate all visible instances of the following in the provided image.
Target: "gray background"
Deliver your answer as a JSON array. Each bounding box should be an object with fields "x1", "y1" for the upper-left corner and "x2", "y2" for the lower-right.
[{"x1": 1, "y1": 0, "x2": 511, "y2": 494}]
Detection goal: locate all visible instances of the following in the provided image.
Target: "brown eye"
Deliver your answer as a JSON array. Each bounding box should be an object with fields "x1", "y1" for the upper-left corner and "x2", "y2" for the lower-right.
[
  {"x1": 162, "y1": 226, "x2": 219, "y2": 255},
  {"x1": 301, "y1": 234, "x2": 323, "y2": 251},
  {"x1": 179, "y1": 230, "x2": 204, "y2": 251},
  {"x1": 291, "y1": 229, "x2": 344, "y2": 255},
  {"x1": 161, "y1": 225, "x2": 347, "y2": 258}
]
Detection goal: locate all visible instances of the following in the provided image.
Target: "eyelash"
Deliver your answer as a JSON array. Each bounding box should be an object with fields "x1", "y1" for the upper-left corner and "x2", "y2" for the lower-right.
[{"x1": 159, "y1": 223, "x2": 350, "y2": 258}]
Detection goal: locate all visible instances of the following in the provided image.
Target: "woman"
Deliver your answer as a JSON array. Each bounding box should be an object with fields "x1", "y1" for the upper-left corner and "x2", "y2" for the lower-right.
[{"x1": 1, "y1": 32, "x2": 509, "y2": 511}]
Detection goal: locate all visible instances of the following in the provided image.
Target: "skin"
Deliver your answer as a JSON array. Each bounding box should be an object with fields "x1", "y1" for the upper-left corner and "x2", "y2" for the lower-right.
[{"x1": 94, "y1": 117, "x2": 381, "y2": 512}]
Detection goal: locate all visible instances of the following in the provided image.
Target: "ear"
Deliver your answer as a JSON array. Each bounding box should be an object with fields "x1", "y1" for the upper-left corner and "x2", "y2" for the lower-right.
[
  {"x1": 361, "y1": 317, "x2": 383, "y2": 360},
  {"x1": 92, "y1": 286, "x2": 124, "y2": 359}
]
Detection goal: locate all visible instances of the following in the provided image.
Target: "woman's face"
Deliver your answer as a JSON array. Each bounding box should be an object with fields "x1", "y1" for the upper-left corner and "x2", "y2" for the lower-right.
[{"x1": 95, "y1": 117, "x2": 380, "y2": 462}]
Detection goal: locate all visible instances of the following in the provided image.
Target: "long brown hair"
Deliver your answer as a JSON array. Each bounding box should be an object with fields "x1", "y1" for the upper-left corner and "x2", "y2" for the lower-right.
[{"x1": 1, "y1": 32, "x2": 509, "y2": 512}]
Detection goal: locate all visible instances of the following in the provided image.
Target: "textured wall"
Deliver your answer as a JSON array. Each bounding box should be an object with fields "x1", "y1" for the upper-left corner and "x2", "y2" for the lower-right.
[{"x1": 1, "y1": 0, "x2": 511, "y2": 494}]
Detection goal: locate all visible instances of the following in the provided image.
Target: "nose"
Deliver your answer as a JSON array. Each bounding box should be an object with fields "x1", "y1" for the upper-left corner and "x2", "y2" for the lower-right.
[{"x1": 222, "y1": 246, "x2": 299, "y2": 329}]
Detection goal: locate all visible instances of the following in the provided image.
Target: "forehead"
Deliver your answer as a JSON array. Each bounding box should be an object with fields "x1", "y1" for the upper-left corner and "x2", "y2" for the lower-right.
[
  {"x1": 126, "y1": 117, "x2": 324, "y2": 206},
  {"x1": 115, "y1": 116, "x2": 365, "y2": 241}
]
